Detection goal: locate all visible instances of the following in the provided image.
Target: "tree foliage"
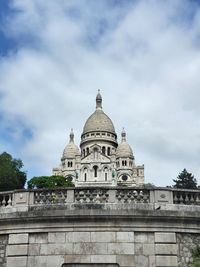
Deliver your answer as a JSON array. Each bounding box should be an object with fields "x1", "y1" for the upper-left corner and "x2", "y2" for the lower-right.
[
  {"x1": 27, "y1": 175, "x2": 74, "y2": 189},
  {"x1": 0, "y1": 152, "x2": 26, "y2": 191},
  {"x1": 173, "y1": 169, "x2": 198, "y2": 189},
  {"x1": 190, "y1": 246, "x2": 200, "y2": 267}
]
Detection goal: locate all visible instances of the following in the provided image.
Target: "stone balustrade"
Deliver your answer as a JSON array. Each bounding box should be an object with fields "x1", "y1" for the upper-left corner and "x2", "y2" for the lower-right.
[
  {"x1": 0, "y1": 187, "x2": 200, "y2": 208},
  {"x1": 0, "y1": 191, "x2": 13, "y2": 207},
  {"x1": 173, "y1": 189, "x2": 200, "y2": 205}
]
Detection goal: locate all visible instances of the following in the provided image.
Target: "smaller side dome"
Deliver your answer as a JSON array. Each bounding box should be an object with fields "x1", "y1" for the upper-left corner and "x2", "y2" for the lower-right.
[
  {"x1": 62, "y1": 129, "x2": 80, "y2": 159},
  {"x1": 116, "y1": 129, "x2": 134, "y2": 158}
]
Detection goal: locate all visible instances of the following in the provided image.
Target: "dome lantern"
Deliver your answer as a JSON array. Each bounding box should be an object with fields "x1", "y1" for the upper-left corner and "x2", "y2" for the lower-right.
[
  {"x1": 121, "y1": 128, "x2": 126, "y2": 142},
  {"x1": 69, "y1": 128, "x2": 74, "y2": 142},
  {"x1": 96, "y1": 89, "x2": 102, "y2": 110}
]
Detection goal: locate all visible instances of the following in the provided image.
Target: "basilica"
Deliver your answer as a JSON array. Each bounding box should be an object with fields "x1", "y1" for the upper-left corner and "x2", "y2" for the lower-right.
[{"x1": 53, "y1": 91, "x2": 144, "y2": 186}]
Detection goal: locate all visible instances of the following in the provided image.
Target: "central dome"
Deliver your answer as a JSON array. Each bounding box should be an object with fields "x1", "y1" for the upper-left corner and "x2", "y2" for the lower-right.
[
  {"x1": 83, "y1": 109, "x2": 116, "y2": 134},
  {"x1": 82, "y1": 90, "x2": 116, "y2": 135}
]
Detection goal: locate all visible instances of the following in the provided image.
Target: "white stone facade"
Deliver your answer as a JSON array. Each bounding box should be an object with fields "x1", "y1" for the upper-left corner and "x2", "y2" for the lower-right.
[{"x1": 53, "y1": 91, "x2": 144, "y2": 186}]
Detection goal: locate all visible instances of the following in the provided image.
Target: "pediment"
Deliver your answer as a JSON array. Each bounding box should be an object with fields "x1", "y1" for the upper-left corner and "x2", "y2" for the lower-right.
[
  {"x1": 81, "y1": 152, "x2": 111, "y2": 163},
  {"x1": 90, "y1": 143, "x2": 101, "y2": 149}
]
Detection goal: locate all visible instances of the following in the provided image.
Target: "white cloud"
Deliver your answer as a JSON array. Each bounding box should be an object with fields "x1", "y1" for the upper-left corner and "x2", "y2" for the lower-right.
[{"x1": 0, "y1": 0, "x2": 200, "y2": 186}]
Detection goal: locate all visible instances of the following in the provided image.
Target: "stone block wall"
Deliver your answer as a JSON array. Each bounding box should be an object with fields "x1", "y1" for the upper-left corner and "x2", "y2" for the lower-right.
[
  {"x1": 4, "y1": 231, "x2": 182, "y2": 267},
  {"x1": 177, "y1": 233, "x2": 200, "y2": 267},
  {"x1": 134, "y1": 232, "x2": 155, "y2": 267},
  {"x1": 0, "y1": 235, "x2": 8, "y2": 267}
]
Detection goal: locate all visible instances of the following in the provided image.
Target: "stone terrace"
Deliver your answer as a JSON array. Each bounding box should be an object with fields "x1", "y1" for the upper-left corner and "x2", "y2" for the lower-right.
[{"x1": 0, "y1": 187, "x2": 200, "y2": 267}]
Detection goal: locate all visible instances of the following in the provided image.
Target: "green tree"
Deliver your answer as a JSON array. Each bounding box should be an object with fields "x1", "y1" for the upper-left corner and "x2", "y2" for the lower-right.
[
  {"x1": 190, "y1": 246, "x2": 200, "y2": 267},
  {"x1": 28, "y1": 175, "x2": 74, "y2": 189},
  {"x1": 190, "y1": 258, "x2": 200, "y2": 267},
  {"x1": 0, "y1": 152, "x2": 26, "y2": 191},
  {"x1": 173, "y1": 169, "x2": 198, "y2": 189}
]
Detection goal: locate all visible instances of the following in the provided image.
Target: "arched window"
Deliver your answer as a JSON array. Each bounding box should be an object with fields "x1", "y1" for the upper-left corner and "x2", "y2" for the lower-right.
[
  {"x1": 105, "y1": 173, "x2": 107, "y2": 181},
  {"x1": 94, "y1": 148, "x2": 98, "y2": 153},
  {"x1": 107, "y1": 147, "x2": 110, "y2": 156},
  {"x1": 83, "y1": 149, "x2": 85, "y2": 157},
  {"x1": 124, "y1": 160, "x2": 127, "y2": 166},
  {"x1": 68, "y1": 162, "x2": 72, "y2": 167},
  {"x1": 84, "y1": 173, "x2": 87, "y2": 182},
  {"x1": 102, "y1": 146, "x2": 106, "y2": 155},
  {"x1": 93, "y1": 148, "x2": 98, "y2": 159},
  {"x1": 67, "y1": 175, "x2": 73, "y2": 182},
  {"x1": 122, "y1": 161, "x2": 124, "y2": 166},
  {"x1": 86, "y1": 147, "x2": 89, "y2": 155},
  {"x1": 93, "y1": 165, "x2": 98, "y2": 177}
]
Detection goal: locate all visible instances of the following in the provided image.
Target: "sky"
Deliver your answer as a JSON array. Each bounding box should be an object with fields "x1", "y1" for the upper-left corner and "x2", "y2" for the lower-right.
[{"x1": 0, "y1": 0, "x2": 200, "y2": 187}]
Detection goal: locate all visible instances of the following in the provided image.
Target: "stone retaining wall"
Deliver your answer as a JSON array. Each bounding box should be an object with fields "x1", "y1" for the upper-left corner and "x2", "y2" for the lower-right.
[
  {"x1": 0, "y1": 235, "x2": 8, "y2": 267},
  {"x1": 0, "y1": 193, "x2": 200, "y2": 267},
  {"x1": 177, "y1": 233, "x2": 200, "y2": 267},
  {"x1": 5, "y1": 231, "x2": 181, "y2": 267}
]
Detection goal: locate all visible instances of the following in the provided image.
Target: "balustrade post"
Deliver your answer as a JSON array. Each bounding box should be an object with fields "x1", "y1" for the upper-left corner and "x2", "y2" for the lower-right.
[
  {"x1": 28, "y1": 191, "x2": 35, "y2": 205},
  {"x1": 150, "y1": 189, "x2": 155, "y2": 203},
  {"x1": 154, "y1": 189, "x2": 173, "y2": 204},
  {"x1": 108, "y1": 189, "x2": 116, "y2": 203},
  {"x1": 13, "y1": 191, "x2": 29, "y2": 207},
  {"x1": 66, "y1": 189, "x2": 74, "y2": 203}
]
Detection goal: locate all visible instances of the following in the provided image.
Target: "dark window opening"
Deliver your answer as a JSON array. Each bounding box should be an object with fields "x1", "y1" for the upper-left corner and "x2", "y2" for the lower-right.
[
  {"x1": 67, "y1": 176, "x2": 73, "y2": 182},
  {"x1": 93, "y1": 165, "x2": 98, "y2": 177},
  {"x1": 122, "y1": 175, "x2": 128, "y2": 181},
  {"x1": 68, "y1": 161, "x2": 73, "y2": 167}
]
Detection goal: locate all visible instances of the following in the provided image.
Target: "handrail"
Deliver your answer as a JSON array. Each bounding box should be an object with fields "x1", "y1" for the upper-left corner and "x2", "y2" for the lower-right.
[{"x1": 0, "y1": 187, "x2": 199, "y2": 207}]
